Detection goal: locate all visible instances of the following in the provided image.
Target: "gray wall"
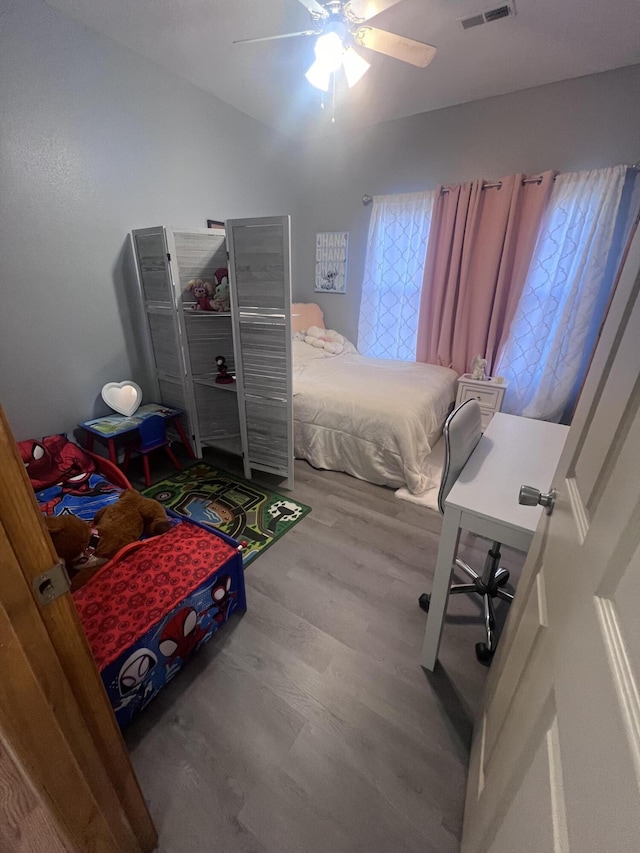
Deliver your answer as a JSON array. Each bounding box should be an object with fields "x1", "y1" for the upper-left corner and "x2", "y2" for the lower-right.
[
  {"x1": 293, "y1": 64, "x2": 640, "y2": 342},
  {"x1": 0, "y1": 0, "x2": 300, "y2": 440}
]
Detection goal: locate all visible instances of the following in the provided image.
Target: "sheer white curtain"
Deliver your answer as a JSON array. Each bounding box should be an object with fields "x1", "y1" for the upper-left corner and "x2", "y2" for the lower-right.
[
  {"x1": 497, "y1": 165, "x2": 627, "y2": 421},
  {"x1": 358, "y1": 190, "x2": 436, "y2": 360}
]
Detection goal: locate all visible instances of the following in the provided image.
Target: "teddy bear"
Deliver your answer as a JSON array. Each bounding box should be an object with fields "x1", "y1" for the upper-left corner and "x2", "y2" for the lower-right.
[
  {"x1": 91, "y1": 488, "x2": 171, "y2": 557},
  {"x1": 44, "y1": 489, "x2": 171, "y2": 590},
  {"x1": 304, "y1": 325, "x2": 346, "y2": 355},
  {"x1": 44, "y1": 513, "x2": 95, "y2": 568},
  {"x1": 187, "y1": 278, "x2": 216, "y2": 311}
]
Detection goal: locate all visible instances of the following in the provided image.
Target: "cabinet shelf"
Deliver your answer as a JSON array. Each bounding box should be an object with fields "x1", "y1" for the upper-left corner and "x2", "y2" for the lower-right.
[
  {"x1": 183, "y1": 308, "x2": 231, "y2": 317},
  {"x1": 193, "y1": 377, "x2": 237, "y2": 391}
]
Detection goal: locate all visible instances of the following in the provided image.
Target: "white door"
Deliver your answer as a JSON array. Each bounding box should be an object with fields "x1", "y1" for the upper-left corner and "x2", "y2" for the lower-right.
[{"x1": 461, "y1": 223, "x2": 640, "y2": 853}]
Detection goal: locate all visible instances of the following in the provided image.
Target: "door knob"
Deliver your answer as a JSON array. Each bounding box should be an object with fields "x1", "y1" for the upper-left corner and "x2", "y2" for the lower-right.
[{"x1": 519, "y1": 484, "x2": 556, "y2": 515}]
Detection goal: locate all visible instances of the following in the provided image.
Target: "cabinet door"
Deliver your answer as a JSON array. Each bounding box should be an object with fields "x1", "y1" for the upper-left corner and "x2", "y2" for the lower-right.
[
  {"x1": 227, "y1": 216, "x2": 294, "y2": 488},
  {"x1": 131, "y1": 227, "x2": 192, "y2": 441}
]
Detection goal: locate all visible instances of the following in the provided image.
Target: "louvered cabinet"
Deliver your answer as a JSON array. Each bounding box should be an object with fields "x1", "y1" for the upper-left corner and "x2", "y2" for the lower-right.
[
  {"x1": 130, "y1": 218, "x2": 293, "y2": 488},
  {"x1": 227, "y1": 216, "x2": 294, "y2": 489}
]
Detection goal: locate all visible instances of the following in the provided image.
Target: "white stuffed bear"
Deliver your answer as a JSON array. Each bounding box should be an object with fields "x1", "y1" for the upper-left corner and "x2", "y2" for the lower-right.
[{"x1": 304, "y1": 326, "x2": 346, "y2": 354}]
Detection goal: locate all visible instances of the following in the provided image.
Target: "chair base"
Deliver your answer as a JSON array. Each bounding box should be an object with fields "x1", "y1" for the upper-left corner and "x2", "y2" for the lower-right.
[
  {"x1": 418, "y1": 542, "x2": 514, "y2": 666},
  {"x1": 123, "y1": 441, "x2": 182, "y2": 488}
]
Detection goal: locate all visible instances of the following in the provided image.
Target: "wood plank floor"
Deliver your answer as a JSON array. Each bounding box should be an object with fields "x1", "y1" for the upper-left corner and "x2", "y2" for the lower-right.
[{"x1": 125, "y1": 449, "x2": 523, "y2": 853}]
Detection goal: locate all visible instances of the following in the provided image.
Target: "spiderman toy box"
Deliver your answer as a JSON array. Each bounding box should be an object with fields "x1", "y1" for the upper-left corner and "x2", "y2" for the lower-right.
[{"x1": 73, "y1": 520, "x2": 245, "y2": 728}]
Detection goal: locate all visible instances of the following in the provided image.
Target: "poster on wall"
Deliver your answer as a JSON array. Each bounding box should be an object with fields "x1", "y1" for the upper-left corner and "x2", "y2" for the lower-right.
[{"x1": 315, "y1": 232, "x2": 349, "y2": 293}]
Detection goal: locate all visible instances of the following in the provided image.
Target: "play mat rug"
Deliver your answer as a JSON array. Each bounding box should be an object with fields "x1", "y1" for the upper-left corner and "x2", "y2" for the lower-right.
[{"x1": 142, "y1": 463, "x2": 311, "y2": 565}]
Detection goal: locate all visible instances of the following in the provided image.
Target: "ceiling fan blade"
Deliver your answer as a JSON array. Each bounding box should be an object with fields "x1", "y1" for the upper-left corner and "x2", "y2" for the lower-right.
[
  {"x1": 295, "y1": 0, "x2": 328, "y2": 16},
  {"x1": 347, "y1": 0, "x2": 404, "y2": 22},
  {"x1": 355, "y1": 26, "x2": 437, "y2": 67},
  {"x1": 234, "y1": 30, "x2": 317, "y2": 45}
]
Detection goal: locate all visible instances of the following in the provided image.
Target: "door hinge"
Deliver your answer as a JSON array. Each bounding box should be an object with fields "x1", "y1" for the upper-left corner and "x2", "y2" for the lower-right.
[
  {"x1": 226, "y1": 251, "x2": 230, "y2": 260},
  {"x1": 33, "y1": 561, "x2": 70, "y2": 605},
  {"x1": 167, "y1": 252, "x2": 172, "y2": 262}
]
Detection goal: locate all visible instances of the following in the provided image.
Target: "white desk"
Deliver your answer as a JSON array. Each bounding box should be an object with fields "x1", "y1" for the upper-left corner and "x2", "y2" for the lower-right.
[{"x1": 421, "y1": 413, "x2": 569, "y2": 671}]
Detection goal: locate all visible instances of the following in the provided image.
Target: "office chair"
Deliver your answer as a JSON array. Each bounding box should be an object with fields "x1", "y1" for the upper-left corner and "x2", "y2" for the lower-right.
[
  {"x1": 122, "y1": 414, "x2": 182, "y2": 488},
  {"x1": 418, "y1": 399, "x2": 513, "y2": 665}
]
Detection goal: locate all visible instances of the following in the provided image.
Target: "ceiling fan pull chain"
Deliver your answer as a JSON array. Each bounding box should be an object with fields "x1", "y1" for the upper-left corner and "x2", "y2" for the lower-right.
[{"x1": 331, "y1": 71, "x2": 336, "y2": 124}]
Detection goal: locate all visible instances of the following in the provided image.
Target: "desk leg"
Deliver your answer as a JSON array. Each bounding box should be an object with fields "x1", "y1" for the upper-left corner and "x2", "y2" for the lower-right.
[
  {"x1": 107, "y1": 438, "x2": 118, "y2": 466},
  {"x1": 421, "y1": 507, "x2": 462, "y2": 672},
  {"x1": 173, "y1": 417, "x2": 196, "y2": 460}
]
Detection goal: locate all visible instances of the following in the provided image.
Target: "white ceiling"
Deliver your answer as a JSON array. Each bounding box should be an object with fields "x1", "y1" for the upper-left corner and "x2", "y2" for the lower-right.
[{"x1": 45, "y1": 0, "x2": 640, "y2": 138}]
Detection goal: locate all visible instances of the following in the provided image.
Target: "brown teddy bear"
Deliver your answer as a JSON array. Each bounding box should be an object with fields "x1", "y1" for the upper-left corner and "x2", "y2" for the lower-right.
[
  {"x1": 44, "y1": 489, "x2": 171, "y2": 590},
  {"x1": 92, "y1": 488, "x2": 171, "y2": 558},
  {"x1": 44, "y1": 513, "x2": 93, "y2": 566}
]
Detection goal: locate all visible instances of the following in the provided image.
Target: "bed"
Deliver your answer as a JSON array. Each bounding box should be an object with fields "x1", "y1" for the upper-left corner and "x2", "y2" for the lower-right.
[
  {"x1": 20, "y1": 434, "x2": 245, "y2": 729},
  {"x1": 292, "y1": 303, "x2": 458, "y2": 495}
]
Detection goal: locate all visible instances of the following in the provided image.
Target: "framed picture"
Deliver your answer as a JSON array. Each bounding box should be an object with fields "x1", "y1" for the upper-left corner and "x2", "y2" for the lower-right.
[
  {"x1": 207, "y1": 219, "x2": 225, "y2": 232},
  {"x1": 315, "y1": 231, "x2": 348, "y2": 293}
]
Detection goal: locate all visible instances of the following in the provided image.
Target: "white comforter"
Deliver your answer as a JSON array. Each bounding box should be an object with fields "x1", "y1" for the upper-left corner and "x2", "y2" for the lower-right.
[{"x1": 293, "y1": 340, "x2": 457, "y2": 494}]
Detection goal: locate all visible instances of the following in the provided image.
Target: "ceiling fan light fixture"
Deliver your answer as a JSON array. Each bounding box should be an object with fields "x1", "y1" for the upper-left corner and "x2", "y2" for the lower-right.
[
  {"x1": 305, "y1": 59, "x2": 332, "y2": 91},
  {"x1": 313, "y1": 31, "x2": 344, "y2": 72},
  {"x1": 342, "y1": 46, "x2": 371, "y2": 88}
]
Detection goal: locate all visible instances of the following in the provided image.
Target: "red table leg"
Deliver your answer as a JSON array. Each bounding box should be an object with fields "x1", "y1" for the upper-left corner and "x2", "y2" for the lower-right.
[
  {"x1": 172, "y1": 416, "x2": 196, "y2": 459},
  {"x1": 142, "y1": 455, "x2": 151, "y2": 488},
  {"x1": 107, "y1": 438, "x2": 118, "y2": 466}
]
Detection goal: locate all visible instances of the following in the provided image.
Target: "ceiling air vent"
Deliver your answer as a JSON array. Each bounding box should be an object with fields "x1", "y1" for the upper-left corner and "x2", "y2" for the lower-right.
[
  {"x1": 461, "y1": 13, "x2": 484, "y2": 30},
  {"x1": 459, "y1": 2, "x2": 515, "y2": 30}
]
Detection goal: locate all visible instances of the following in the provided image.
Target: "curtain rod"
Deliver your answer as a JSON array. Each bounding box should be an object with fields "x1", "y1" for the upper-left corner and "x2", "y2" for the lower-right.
[
  {"x1": 361, "y1": 175, "x2": 548, "y2": 201},
  {"x1": 362, "y1": 163, "x2": 639, "y2": 204},
  {"x1": 441, "y1": 175, "x2": 545, "y2": 194},
  {"x1": 441, "y1": 163, "x2": 640, "y2": 194}
]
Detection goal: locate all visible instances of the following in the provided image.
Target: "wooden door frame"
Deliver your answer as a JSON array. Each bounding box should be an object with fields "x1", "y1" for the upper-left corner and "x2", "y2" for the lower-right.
[
  {"x1": 0, "y1": 728, "x2": 72, "y2": 852},
  {"x1": 0, "y1": 407, "x2": 157, "y2": 851}
]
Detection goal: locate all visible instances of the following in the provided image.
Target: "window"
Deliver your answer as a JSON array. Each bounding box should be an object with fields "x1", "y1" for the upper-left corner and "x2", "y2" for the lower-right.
[
  {"x1": 357, "y1": 191, "x2": 436, "y2": 361},
  {"x1": 498, "y1": 166, "x2": 627, "y2": 421}
]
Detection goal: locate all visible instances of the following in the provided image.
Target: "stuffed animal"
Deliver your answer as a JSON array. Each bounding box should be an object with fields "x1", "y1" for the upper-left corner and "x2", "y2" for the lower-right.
[
  {"x1": 214, "y1": 354, "x2": 234, "y2": 384},
  {"x1": 92, "y1": 489, "x2": 171, "y2": 558},
  {"x1": 304, "y1": 325, "x2": 346, "y2": 355},
  {"x1": 187, "y1": 278, "x2": 215, "y2": 311},
  {"x1": 211, "y1": 268, "x2": 230, "y2": 312},
  {"x1": 44, "y1": 513, "x2": 93, "y2": 566},
  {"x1": 43, "y1": 513, "x2": 106, "y2": 589},
  {"x1": 471, "y1": 354, "x2": 488, "y2": 380},
  {"x1": 43, "y1": 489, "x2": 171, "y2": 588}
]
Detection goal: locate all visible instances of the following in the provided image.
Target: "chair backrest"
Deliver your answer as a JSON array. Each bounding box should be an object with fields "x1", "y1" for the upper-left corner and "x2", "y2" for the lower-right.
[
  {"x1": 138, "y1": 414, "x2": 166, "y2": 450},
  {"x1": 437, "y1": 399, "x2": 483, "y2": 515}
]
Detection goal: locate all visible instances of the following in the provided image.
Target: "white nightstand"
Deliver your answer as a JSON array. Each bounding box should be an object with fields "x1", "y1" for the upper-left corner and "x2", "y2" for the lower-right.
[{"x1": 455, "y1": 374, "x2": 508, "y2": 430}]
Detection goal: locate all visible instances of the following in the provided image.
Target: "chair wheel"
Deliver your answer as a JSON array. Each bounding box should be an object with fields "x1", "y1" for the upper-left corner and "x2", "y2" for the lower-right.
[
  {"x1": 475, "y1": 643, "x2": 494, "y2": 666},
  {"x1": 418, "y1": 593, "x2": 431, "y2": 613},
  {"x1": 497, "y1": 571, "x2": 510, "y2": 587}
]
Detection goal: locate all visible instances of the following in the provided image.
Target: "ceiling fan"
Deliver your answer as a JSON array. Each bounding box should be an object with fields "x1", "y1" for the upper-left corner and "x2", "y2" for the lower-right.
[{"x1": 234, "y1": 0, "x2": 437, "y2": 92}]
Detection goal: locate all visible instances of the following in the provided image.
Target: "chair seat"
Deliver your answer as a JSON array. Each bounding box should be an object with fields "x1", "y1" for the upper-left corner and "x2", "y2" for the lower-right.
[{"x1": 126, "y1": 436, "x2": 170, "y2": 454}]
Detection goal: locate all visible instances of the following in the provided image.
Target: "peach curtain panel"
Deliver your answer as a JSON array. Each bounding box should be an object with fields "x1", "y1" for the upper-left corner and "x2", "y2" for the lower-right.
[{"x1": 415, "y1": 171, "x2": 556, "y2": 374}]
